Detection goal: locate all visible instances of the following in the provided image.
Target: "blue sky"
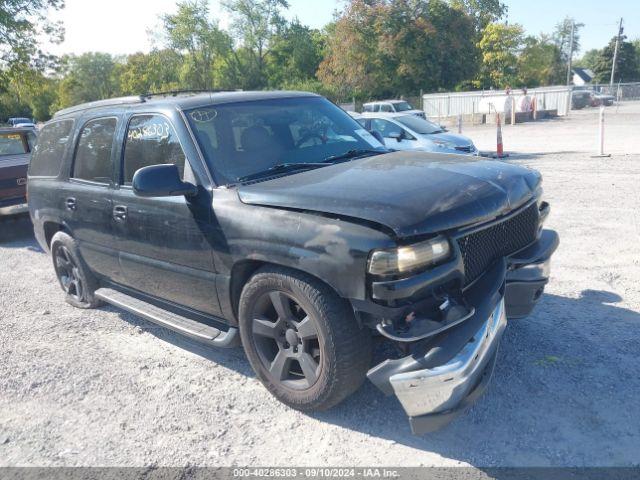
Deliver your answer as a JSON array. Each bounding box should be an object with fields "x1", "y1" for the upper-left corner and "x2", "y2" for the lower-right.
[{"x1": 47, "y1": 0, "x2": 638, "y2": 57}]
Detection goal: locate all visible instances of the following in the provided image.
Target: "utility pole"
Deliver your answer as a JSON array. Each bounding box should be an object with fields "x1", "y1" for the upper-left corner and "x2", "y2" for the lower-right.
[
  {"x1": 566, "y1": 21, "x2": 575, "y2": 86},
  {"x1": 610, "y1": 17, "x2": 624, "y2": 87}
]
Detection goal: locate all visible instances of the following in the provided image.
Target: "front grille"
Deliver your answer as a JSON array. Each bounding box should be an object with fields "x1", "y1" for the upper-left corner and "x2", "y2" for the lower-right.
[
  {"x1": 456, "y1": 203, "x2": 539, "y2": 285},
  {"x1": 455, "y1": 145, "x2": 473, "y2": 153}
]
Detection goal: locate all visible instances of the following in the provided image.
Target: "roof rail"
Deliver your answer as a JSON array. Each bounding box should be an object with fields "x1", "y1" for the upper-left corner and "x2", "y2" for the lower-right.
[
  {"x1": 142, "y1": 89, "x2": 240, "y2": 99},
  {"x1": 53, "y1": 95, "x2": 146, "y2": 118}
]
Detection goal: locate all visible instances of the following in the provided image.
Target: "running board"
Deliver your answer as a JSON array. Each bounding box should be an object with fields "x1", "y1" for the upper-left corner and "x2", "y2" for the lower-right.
[{"x1": 95, "y1": 288, "x2": 239, "y2": 347}]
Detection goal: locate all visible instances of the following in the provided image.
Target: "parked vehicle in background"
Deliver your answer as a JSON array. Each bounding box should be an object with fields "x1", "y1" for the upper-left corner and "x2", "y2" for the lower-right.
[
  {"x1": 359, "y1": 112, "x2": 478, "y2": 155},
  {"x1": 8, "y1": 117, "x2": 36, "y2": 129},
  {"x1": 571, "y1": 88, "x2": 593, "y2": 110},
  {"x1": 0, "y1": 127, "x2": 36, "y2": 215},
  {"x1": 362, "y1": 100, "x2": 426, "y2": 118},
  {"x1": 28, "y1": 91, "x2": 557, "y2": 435},
  {"x1": 591, "y1": 91, "x2": 615, "y2": 107}
]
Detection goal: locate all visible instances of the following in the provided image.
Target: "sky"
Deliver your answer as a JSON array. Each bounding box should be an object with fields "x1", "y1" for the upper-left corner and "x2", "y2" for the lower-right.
[{"x1": 45, "y1": 0, "x2": 639, "y2": 58}]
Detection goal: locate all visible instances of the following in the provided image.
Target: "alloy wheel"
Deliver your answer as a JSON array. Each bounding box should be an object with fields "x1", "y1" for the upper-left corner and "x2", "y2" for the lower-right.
[{"x1": 250, "y1": 290, "x2": 322, "y2": 390}]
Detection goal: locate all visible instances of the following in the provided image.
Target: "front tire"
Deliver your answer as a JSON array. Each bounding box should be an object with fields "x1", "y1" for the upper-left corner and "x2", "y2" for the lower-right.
[
  {"x1": 50, "y1": 231, "x2": 102, "y2": 309},
  {"x1": 238, "y1": 266, "x2": 372, "y2": 411}
]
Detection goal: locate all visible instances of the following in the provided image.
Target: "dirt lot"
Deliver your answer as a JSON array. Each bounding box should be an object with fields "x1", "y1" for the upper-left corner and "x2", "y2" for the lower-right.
[{"x1": 1, "y1": 103, "x2": 639, "y2": 468}]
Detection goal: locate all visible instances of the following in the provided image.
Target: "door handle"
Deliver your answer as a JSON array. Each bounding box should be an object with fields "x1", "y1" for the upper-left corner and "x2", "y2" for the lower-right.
[
  {"x1": 65, "y1": 197, "x2": 77, "y2": 211},
  {"x1": 113, "y1": 205, "x2": 128, "y2": 221}
]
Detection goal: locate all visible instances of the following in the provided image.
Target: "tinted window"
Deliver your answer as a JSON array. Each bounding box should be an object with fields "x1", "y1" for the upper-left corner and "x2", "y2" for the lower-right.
[
  {"x1": 396, "y1": 115, "x2": 443, "y2": 134},
  {"x1": 379, "y1": 104, "x2": 393, "y2": 112},
  {"x1": 123, "y1": 115, "x2": 185, "y2": 185},
  {"x1": 0, "y1": 132, "x2": 27, "y2": 155},
  {"x1": 72, "y1": 117, "x2": 117, "y2": 183},
  {"x1": 29, "y1": 120, "x2": 73, "y2": 177}
]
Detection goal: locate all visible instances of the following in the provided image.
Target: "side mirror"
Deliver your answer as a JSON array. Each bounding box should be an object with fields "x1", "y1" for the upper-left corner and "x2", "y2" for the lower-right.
[
  {"x1": 387, "y1": 131, "x2": 404, "y2": 142},
  {"x1": 132, "y1": 164, "x2": 197, "y2": 198}
]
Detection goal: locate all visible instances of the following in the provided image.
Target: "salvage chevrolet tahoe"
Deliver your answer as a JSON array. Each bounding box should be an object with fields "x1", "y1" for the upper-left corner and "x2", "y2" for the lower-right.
[{"x1": 27, "y1": 91, "x2": 558, "y2": 434}]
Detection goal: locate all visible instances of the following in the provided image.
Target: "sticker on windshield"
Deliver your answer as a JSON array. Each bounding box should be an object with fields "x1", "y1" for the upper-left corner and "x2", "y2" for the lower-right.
[{"x1": 355, "y1": 128, "x2": 383, "y2": 148}]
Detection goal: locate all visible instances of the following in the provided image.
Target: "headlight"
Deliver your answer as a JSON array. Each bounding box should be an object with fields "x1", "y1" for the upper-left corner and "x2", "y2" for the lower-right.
[
  {"x1": 368, "y1": 236, "x2": 451, "y2": 275},
  {"x1": 433, "y1": 140, "x2": 456, "y2": 149}
]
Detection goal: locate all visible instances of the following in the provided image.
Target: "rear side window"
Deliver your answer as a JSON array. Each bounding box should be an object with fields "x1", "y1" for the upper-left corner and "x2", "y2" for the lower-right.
[
  {"x1": 0, "y1": 132, "x2": 27, "y2": 155},
  {"x1": 28, "y1": 120, "x2": 73, "y2": 177},
  {"x1": 122, "y1": 114, "x2": 185, "y2": 185},
  {"x1": 72, "y1": 117, "x2": 117, "y2": 183}
]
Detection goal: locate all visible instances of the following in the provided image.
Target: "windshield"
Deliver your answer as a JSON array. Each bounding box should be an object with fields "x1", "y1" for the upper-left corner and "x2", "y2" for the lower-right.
[
  {"x1": 186, "y1": 96, "x2": 387, "y2": 185},
  {"x1": 395, "y1": 115, "x2": 443, "y2": 134},
  {"x1": 393, "y1": 101, "x2": 414, "y2": 112}
]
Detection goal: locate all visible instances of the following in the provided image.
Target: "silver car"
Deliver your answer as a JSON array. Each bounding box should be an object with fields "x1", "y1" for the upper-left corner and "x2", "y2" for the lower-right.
[{"x1": 359, "y1": 112, "x2": 478, "y2": 155}]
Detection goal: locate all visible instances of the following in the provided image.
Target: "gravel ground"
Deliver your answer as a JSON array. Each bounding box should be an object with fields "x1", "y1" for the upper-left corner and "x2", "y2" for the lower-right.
[{"x1": 1, "y1": 103, "x2": 639, "y2": 468}]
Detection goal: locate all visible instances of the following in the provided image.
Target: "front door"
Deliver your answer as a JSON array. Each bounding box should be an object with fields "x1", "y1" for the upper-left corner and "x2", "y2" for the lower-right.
[
  {"x1": 62, "y1": 116, "x2": 120, "y2": 280},
  {"x1": 110, "y1": 113, "x2": 222, "y2": 317},
  {"x1": 369, "y1": 118, "x2": 417, "y2": 151}
]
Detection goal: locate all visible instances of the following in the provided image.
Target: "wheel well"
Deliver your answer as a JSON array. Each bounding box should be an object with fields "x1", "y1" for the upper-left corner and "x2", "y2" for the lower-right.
[
  {"x1": 229, "y1": 260, "x2": 344, "y2": 319},
  {"x1": 43, "y1": 221, "x2": 68, "y2": 247}
]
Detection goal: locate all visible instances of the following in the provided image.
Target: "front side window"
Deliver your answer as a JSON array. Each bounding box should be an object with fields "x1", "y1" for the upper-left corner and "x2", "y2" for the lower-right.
[
  {"x1": 0, "y1": 132, "x2": 28, "y2": 155},
  {"x1": 370, "y1": 118, "x2": 404, "y2": 139},
  {"x1": 72, "y1": 117, "x2": 117, "y2": 183},
  {"x1": 28, "y1": 120, "x2": 73, "y2": 177},
  {"x1": 122, "y1": 115, "x2": 186, "y2": 185},
  {"x1": 380, "y1": 104, "x2": 393, "y2": 112},
  {"x1": 186, "y1": 96, "x2": 386, "y2": 185}
]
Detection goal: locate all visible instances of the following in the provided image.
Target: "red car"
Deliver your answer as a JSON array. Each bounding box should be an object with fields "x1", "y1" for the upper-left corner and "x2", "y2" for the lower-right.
[{"x1": 0, "y1": 127, "x2": 36, "y2": 216}]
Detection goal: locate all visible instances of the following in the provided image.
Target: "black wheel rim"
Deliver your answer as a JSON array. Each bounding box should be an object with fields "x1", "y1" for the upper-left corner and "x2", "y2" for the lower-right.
[
  {"x1": 54, "y1": 246, "x2": 84, "y2": 302},
  {"x1": 251, "y1": 290, "x2": 321, "y2": 390}
]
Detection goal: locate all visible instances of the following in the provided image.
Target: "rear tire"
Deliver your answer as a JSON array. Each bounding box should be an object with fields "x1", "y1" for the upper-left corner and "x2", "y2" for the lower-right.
[
  {"x1": 50, "y1": 231, "x2": 102, "y2": 309},
  {"x1": 238, "y1": 266, "x2": 372, "y2": 411}
]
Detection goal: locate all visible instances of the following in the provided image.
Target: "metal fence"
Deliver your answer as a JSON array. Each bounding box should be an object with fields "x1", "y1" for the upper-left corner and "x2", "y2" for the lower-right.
[
  {"x1": 596, "y1": 82, "x2": 640, "y2": 101},
  {"x1": 422, "y1": 86, "x2": 572, "y2": 121}
]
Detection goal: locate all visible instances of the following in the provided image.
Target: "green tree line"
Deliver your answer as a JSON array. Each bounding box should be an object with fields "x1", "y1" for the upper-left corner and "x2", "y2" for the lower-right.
[{"x1": 2, "y1": 0, "x2": 640, "y2": 121}]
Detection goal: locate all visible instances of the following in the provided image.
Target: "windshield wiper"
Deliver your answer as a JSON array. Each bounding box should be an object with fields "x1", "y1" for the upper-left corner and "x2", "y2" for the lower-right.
[
  {"x1": 322, "y1": 149, "x2": 384, "y2": 164},
  {"x1": 237, "y1": 162, "x2": 327, "y2": 183}
]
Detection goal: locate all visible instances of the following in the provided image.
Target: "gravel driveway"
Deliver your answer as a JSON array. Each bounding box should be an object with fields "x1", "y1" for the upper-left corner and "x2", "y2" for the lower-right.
[{"x1": 1, "y1": 105, "x2": 639, "y2": 468}]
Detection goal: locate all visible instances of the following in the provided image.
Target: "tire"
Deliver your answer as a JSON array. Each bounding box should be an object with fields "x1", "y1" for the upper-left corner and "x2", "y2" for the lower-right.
[
  {"x1": 50, "y1": 231, "x2": 102, "y2": 309},
  {"x1": 238, "y1": 266, "x2": 372, "y2": 412}
]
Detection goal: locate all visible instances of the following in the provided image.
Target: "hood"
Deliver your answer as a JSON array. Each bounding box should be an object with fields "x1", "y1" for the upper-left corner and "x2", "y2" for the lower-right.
[
  {"x1": 237, "y1": 151, "x2": 541, "y2": 238},
  {"x1": 430, "y1": 132, "x2": 475, "y2": 147}
]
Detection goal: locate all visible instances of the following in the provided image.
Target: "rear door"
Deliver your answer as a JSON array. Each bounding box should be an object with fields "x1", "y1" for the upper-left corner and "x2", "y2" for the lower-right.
[
  {"x1": 110, "y1": 113, "x2": 222, "y2": 317},
  {"x1": 63, "y1": 116, "x2": 121, "y2": 280}
]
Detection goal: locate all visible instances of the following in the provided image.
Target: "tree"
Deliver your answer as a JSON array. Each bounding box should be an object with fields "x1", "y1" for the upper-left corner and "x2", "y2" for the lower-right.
[
  {"x1": 450, "y1": 0, "x2": 507, "y2": 31},
  {"x1": 223, "y1": 0, "x2": 289, "y2": 89},
  {"x1": 266, "y1": 20, "x2": 325, "y2": 87},
  {"x1": 592, "y1": 35, "x2": 640, "y2": 83},
  {"x1": 553, "y1": 17, "x2": 584, "y2": 65},
  {"x1": 574, "y1": 48, "x2": 600, "y2": 71},
  {"x1": 53, "y1": 53, "x2": 119, "y2": 110},
  {"x1": 319, "y1": 0, "x2": 478, "y2": 99},
  {"x1": 118, "y1": 50, "x2": 182, "y2": 95},
  {"x1": 477, "y1": 22, "x2": 524, "y2": 89},
  {"x1": 0, "y1": 0, "x2": 64, "y2": 67},
  {"x1": 517, "y1": 35, "x2": 564, "y2": 87},
  {"x1": 161, "y1": 0, "x2": 232, "y2": 90}
]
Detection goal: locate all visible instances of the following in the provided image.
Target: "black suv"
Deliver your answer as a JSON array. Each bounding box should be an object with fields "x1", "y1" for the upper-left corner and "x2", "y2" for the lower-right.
[{"x1": 28, "y1": 91, "x2": 558, "y2": 434}]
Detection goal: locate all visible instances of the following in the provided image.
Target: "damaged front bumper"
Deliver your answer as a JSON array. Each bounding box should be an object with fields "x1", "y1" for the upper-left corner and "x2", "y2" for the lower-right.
[{"x1": 360, "y1": 229, "x2": 558, "y2": 435}]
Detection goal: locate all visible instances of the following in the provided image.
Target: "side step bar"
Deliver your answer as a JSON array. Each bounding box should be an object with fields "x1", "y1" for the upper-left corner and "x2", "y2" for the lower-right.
[{"x1": 95, "y1": 288, "x2": 240, "y2": 348}]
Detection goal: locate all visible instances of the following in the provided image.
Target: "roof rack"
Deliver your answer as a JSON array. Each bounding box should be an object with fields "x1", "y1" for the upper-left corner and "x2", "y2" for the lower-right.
[
  {"x1": 53, "y1": 96, "x2": 145, "y2": 118},
  {"x1": 142, "y1": 89, "x2": 236, "y2": 99}
]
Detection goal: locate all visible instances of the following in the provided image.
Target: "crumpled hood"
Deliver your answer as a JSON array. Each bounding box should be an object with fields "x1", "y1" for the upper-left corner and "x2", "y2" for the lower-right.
[{"x1": 237, "y1": 151, "x2": 541, "y2": 238}]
